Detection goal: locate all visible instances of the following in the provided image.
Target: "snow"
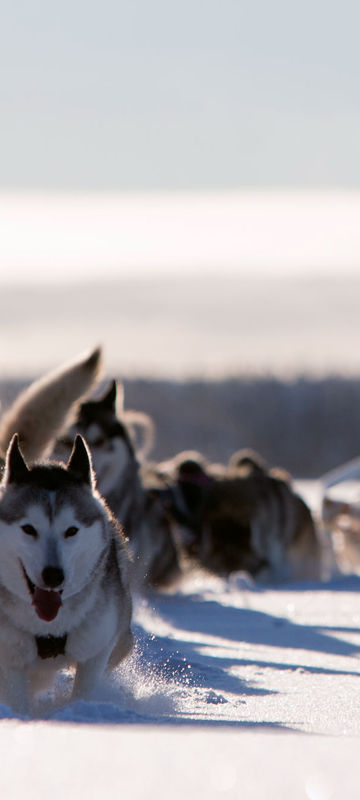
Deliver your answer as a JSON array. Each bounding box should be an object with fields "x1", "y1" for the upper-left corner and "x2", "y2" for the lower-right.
[
  {"x1": 1, "y1": 723, "x2": 359, "y2": 799},
  {"x1": 1, "y1": 483, "x2": 360, "y2": 797}
]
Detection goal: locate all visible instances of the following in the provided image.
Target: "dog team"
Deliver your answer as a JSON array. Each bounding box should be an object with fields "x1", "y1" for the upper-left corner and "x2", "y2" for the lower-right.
[{"x1": 0, "y1": 347, "x2": 340, "y2": 712}]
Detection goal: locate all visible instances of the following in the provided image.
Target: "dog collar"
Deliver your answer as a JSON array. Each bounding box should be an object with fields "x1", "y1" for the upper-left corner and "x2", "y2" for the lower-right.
[{"x1": 35, "y1": 634, "x2": 68, "y2": 659}]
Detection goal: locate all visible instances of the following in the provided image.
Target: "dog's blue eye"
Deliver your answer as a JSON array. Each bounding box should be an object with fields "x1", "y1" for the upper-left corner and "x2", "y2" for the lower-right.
[
  {"x1": 64, "y1": 526, "x2": 79, "y2": 538},
  {"x1": 21, "y1": 524, "x2": 38, "y2": 538}
]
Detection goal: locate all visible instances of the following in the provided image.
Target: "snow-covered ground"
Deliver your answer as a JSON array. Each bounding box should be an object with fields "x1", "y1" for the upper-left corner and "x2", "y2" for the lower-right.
[{"x1": 1, "y1": 481, "x2": 360, "y2": 797}]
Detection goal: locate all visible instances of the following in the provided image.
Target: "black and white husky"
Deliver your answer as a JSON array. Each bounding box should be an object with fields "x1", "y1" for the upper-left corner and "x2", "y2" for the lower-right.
[
  {"x1": 0, "y1": 434, "x2": 132, "y2": 714},
  {"x1": 55, "y1": 381, "x2": 180, "y2": 590}
]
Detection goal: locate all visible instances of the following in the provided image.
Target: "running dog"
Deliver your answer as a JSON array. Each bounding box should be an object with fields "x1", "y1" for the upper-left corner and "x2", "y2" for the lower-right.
[
  {"x1": 0, "y1": 434, "x2": 132, "y2": 714},
  {"x1": 199, "y1": 471, "x2": 320, "y2": 581},
  {"x1": 55, "y1": 381, "x2": 180, "y2": 590},
  {"x1": 157, "y1": 449, "x2": 321, "y2": 581}
]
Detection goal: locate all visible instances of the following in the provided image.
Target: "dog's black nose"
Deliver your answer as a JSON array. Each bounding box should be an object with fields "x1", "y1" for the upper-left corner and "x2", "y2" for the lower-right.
[{"x1": 42, "y1": 566, "x2": 64, "y2": 588}]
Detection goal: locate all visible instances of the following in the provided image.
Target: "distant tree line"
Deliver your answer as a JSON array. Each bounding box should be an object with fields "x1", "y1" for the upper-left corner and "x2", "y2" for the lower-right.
[
  {"x1": 2, "y1": 375, "x2": 360, "y2": 478},
  {"x1": 123, "y1": 376, "x2": 360, "y2": 478}
]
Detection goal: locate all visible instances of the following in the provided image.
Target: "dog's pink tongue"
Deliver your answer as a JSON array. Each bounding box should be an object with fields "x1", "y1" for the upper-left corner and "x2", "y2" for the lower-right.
[{"x1": 32, "y1": 588, "x2": 62, "y2": 622}]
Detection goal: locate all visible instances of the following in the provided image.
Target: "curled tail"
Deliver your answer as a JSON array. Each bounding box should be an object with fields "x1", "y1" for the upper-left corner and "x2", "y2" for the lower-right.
[{"x1": 0, "y1": 347, "x2": 103, "y2": 463}]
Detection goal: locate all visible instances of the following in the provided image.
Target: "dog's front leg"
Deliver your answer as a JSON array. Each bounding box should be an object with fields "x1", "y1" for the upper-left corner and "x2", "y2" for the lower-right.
[
  {"x1": 72, "y1": 649, "x2": 111, "y2": 700},
  {"x1": 0, "y1": 667, "x2": 30, "y2": 716}
]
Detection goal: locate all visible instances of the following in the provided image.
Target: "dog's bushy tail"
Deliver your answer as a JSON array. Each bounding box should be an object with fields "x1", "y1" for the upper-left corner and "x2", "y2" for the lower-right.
[{"x1": 0, "y1": 347, "x2": 103, "y2": 462}]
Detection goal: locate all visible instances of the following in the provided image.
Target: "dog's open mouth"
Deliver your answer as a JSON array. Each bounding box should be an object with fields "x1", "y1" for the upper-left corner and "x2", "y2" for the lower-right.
[{"x1": 21, "y1": 565, "x2": 63, "y2": 622}]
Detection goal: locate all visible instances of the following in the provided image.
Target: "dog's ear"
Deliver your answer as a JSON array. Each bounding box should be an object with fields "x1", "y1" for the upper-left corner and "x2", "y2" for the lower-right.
[
  {"x1": 67, "y1": 435, "x2": 94, "y2": 487},
  {"x1": 4, "y1": 434, "x2": 30, "y2": 484},
  {"x1": 98, "y1": 380, "x2": 117, "y2": 413}
]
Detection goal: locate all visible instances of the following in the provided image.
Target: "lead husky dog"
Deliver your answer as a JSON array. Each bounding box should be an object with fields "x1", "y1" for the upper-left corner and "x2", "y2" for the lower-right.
[{"x1": 0, "y1": 434, "x2": 132, "y2": 714}]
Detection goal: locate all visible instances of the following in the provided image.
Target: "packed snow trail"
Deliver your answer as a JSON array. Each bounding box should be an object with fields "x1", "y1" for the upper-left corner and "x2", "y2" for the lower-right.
[
  {"x1": 1, "y1": 570, "x2": 359, "y2": 735},
  {"x1": 1, "y1": 478, "x2": 360, "y2": 797},
  {"x1": 1, "y1": 571, "x2": 360, "y2": 798}
]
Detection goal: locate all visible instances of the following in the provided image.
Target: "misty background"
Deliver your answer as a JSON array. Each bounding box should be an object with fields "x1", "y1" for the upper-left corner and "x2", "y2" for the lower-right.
[{"x1": 1, "y1": 1, "x2": 360, "y2": 475}]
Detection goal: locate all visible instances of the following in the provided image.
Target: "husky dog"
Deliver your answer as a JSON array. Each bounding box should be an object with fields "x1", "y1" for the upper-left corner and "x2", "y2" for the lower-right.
[
  {"x1": 55, "y1": 381, "x2": 180, "y2": 590},
  {"x1": 158, "y1": 449, "x2": 321, "y2": 581},
  {"x1": 151, "y1": 451, "x2": 215, "y2": 557},
  {"x1": 0, "y1": 346, "x2": 102, "y2": 467},
  {"x1": 199, "y1": 472, "x2": 320, "y2": 581},
  {"x1": 321, "y1": 496, "x2": 360, "y2": 573},
  {"x1": 140, "y1": 468, "x2": 182, "y2": 588},
  {"x1": 55, "y1": 381, "x2": 148, "y2": 531},
  {"x1": 0, "y1": 434, "x2": 132, "y2": 714}
]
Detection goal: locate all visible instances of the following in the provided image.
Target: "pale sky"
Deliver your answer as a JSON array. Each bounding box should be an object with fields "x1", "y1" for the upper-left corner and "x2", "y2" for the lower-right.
[{"x1": 1, "y1": 0, "x2": 360, "y2": 190}]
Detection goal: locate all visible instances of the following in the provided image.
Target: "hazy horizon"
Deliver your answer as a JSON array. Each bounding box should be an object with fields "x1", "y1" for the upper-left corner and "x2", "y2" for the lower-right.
[
  {"x1": 1, "y1": 189, "x2": 360, "y2": 286},
  {"x1": 2, "y1": 273, "x2": 360, "y2": 380}
]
